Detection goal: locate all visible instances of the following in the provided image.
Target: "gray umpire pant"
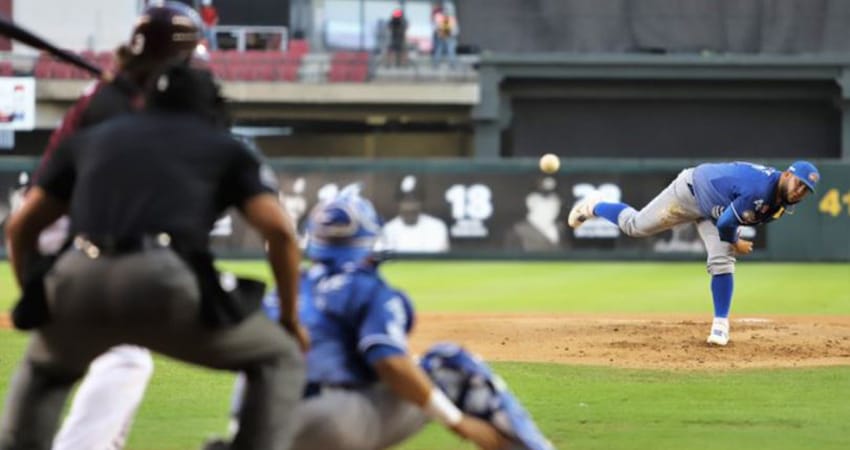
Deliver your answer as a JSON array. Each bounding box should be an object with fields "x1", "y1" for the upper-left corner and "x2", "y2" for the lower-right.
[
  {"x1": 0, "y1": 248, "x2": 305, "y2": 450},
  {"x1": 291, "y1": 384, "x2": 428, "y2": 450},
  {"x1": 617, "y1": 168, "x2": 737, "y2": 275}
]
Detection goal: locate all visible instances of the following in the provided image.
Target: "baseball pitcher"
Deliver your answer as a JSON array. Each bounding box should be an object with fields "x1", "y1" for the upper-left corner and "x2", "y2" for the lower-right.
[{"x1": 568, "y1": 160, "x2": 820, "y2": 346}]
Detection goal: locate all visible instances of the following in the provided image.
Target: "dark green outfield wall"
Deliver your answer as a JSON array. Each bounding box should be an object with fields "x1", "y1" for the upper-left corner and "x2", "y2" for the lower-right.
[{"x1": 0, "y1": 158, "x2": 846, "y2": 261}]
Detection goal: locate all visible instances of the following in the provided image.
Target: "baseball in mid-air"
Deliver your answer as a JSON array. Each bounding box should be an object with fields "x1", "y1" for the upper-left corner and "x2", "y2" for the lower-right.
[{"x1": 539, "y1": 153, "x2": 560, "y2": 174}]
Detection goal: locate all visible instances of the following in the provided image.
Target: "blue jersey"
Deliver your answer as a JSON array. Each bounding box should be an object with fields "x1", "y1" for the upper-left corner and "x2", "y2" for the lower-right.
[
  {"x1": 262, "y1": 263, "x2": 415, "y2": 386},
  {"x1": 692, "y1": 162, "x2": 785, "y2": 226}
]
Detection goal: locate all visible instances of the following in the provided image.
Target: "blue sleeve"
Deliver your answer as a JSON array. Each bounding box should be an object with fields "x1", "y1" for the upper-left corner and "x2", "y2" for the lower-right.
[
  {"x1": 357, "y1": 290, "x2": 412, "y2": 366},
  {"x1": 716, "y1": 207, "x2": 739, "y2": 243}
]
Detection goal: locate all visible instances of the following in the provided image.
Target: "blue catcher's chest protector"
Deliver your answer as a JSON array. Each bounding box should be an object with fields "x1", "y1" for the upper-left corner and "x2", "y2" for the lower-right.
[{"x1": 263, "y1": 263, "x2": 415, "y2": 386}]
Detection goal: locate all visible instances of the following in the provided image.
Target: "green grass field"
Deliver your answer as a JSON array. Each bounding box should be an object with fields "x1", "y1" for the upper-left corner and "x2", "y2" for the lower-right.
[{"x1": 1, "y1": 261, "x2": 849, "y2": 449}]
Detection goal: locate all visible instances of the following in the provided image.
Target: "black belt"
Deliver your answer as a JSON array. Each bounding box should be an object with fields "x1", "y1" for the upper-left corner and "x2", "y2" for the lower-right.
[{"x1": 73, "y1": 233, "x2": 172, "y2": 257}]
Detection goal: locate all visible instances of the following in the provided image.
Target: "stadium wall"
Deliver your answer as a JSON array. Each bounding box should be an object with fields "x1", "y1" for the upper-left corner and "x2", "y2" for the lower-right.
[
  {"x1": 474, "y1": 53, "x2": 850, "y2": 161},
  {"x1": 0, "y1": 158, "x2": 846, "y2": 261},
  {"x1": 456, "y1": 0, "x2": 850, "y2": 54}
]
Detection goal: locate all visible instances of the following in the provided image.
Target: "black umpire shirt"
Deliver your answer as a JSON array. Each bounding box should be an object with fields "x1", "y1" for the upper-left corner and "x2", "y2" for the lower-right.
[
  {"x1": 37, "y1": 112, "x2": 277, "y2": 250},
  {"x1": 35, "y1": 81, "x2": 138, "y2": 183},
  {"x1": 79, "y1": 82, "x2": 138, "y2": 128}
]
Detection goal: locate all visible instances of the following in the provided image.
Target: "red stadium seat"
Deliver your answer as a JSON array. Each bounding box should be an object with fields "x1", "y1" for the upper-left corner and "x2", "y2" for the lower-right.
[
  {"x1": 332, "y1": 51, "x2": 369, "y2": 64},
  {"x1": 0, "y1": 62, "x2": 14, "y2": 76},
  {"x1": 34, "y1": 63, "x2": 51, "y2": 78},
  {"x1": 52, "y1": 65, "x2": 73, "y2": 79},
  {"x1": 209, "y1": 50, "x2": 228, "y2": 64},
  {"x1": 276, "y1": 62, "x2": 299, "y2": 81},
  {"x1": 327, "y1": 65, "x2": 350, "y2": 83},
  {"x1": 95, "y1": 51, "x2": 115, "y2": 70},
  {"x1": 254, "y1": 64, "x2": 276, "y2": 81},
  {"x1": 217, "y1": 65, "x2": 236, "y2": 81},
  {"x1": 241, "y1": 50, "x2": 264, "y2": 62},
  {"x1": 288, "y1": 39, "x2": 309, "y2": 57},
  {"x1": 33, "y1": 59, "x2": 53, "y2": 78},
  {"x1": 210, "y1": 62, "x2": 228, "y2": 79},
  {"x1": 328, "y1": 51, "x2": 370, "y2": 82},
  {"x1": 72, "y1": 67, "x2": 94, "y2": 79},
  {"x1": 213, "y1": 50, "x2": 240, "y2": 64},
  {"x1": 231, "y1": 64, "x2": 256, "y2": 81},
  {"x1": 261, "y1": 50, "x2": 287, "y2": 64},
  {"x1": 347, "y1": 65, "x2": 368, "y2": 82}
]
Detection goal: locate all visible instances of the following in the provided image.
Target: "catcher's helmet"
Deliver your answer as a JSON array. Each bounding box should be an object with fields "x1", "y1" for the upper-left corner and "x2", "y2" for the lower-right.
[
  {"x1": 129, "y1": 1, "x2": 202, "y2": 62},
  {"x1": 305, "y1": 186, "x2": 383, "y2": 265}
]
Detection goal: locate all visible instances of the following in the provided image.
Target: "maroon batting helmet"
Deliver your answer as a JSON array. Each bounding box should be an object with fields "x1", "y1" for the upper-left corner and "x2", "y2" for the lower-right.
[{"x1": 129, "y1": 1, "x2": 202, "y2": 62}]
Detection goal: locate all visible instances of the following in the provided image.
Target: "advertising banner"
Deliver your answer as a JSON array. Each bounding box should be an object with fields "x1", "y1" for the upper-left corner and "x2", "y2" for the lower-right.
[
  {"x1": 10, "y1": 160, "x2": 850, "y2": 261},
  {"x1": 0, "y1": 78, "x2": 35, "y2": 131},
  {"x1": 208, "y1": 168, "x2": 768, "y2": 258}
]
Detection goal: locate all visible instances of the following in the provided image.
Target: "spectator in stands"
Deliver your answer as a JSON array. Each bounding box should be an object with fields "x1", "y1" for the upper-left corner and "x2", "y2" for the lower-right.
[
  {"x1": 430, "y1": 2, "x2": 444, "y2": 56},
  {"x1": 386, "y1": 8, "x2": 408, "y2": 67},
  {"x1": 432, "y1": 11, "x2": 458, "y2": 68},
  {"x1": 200, "y1": 0, "x2": 219, "y2": 50}
]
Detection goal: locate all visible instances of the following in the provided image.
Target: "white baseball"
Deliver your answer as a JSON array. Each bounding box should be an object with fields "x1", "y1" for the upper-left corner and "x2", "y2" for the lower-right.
[{"x1": 539, "y1": 153, "x2": 560, "y2": 174}]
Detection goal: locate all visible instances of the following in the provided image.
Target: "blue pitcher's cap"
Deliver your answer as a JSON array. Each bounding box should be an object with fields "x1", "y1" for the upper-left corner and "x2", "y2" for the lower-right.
[{"x1": 787, "y1": 160, "x2": 819, "y2": 192}]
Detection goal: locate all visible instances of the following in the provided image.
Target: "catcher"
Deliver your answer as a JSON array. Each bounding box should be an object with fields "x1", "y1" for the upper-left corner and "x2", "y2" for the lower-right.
[{"x1": 216, "y1": 187, "x2": 553, "y2": 450}]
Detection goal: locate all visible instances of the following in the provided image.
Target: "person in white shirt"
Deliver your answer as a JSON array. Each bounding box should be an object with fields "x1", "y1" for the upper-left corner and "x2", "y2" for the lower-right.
[{"x1": 384, "y1": 193, "x2": 450, "y2": 253}]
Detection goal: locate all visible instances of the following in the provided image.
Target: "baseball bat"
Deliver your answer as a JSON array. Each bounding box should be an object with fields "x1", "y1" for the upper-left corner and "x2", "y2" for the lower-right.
[{"x1": 0, "y1": 14, "x2": 104, "y2": 78}]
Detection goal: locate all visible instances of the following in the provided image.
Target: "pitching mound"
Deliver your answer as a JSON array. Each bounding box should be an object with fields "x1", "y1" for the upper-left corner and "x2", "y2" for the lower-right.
[
  {"x1": 3, "y1": 312, "x2": 848, "y2": 370},
  {"x1": 410, "y1": 313, "x2": 850, "y2": 370}
]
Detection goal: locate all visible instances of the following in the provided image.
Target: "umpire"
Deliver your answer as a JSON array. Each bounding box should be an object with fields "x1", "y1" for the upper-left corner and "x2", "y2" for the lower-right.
[{"x1": 0, "y1": 65, "x2": 307, "y2": 450}]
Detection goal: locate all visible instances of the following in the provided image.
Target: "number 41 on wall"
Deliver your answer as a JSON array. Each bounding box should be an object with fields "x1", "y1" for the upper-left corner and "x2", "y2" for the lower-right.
[{"x1": 818, "y1": 189, "x2": 850, "y2": 217}]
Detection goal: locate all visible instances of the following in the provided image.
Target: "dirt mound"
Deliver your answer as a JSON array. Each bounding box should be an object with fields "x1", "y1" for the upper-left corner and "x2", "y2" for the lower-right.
[
  {"x1": 3, "y1": 312, "x2": 847, "y2": 370},
  {"x1": 410, "y1": 313, "x2": 850, "y2": 370}
]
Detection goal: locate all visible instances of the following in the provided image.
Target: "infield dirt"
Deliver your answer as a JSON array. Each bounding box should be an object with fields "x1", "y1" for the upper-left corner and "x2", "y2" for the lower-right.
[
  {"x1": 3, "y1": 312, "x2": 849, "y2": 370},
  {"x1": 410, "y1": 313, "x2": 850, "y2": 370}
]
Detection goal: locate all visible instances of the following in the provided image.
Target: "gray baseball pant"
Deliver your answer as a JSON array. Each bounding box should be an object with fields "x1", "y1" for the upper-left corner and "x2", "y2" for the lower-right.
[
  {"x1": 0, "y1": 248, "x2": 304, "y2": 450},
  {"x1": 290, "y1": 384, "x2": 428, "y2": 450},
  {"x1": 616, "y1": 168, "x2": 736, "y2": 275}
]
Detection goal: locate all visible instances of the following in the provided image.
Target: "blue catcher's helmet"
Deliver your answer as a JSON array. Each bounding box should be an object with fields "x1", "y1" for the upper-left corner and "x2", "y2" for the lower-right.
[
  {"x1": 305, "y1": 186, "x2": 383, "y2": 265},
  {"x1": 421, "y1": 343, "x2": 555, "y2": 450}
]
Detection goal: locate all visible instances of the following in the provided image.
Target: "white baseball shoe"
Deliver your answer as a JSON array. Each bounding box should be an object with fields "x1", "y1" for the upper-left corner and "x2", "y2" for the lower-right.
[
  {"x1": 706, "y1": 318, "x2": 730, "y2": 346},
  {"x1": 567, "y1": 194, "x2": 603, "y2": 229}
]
